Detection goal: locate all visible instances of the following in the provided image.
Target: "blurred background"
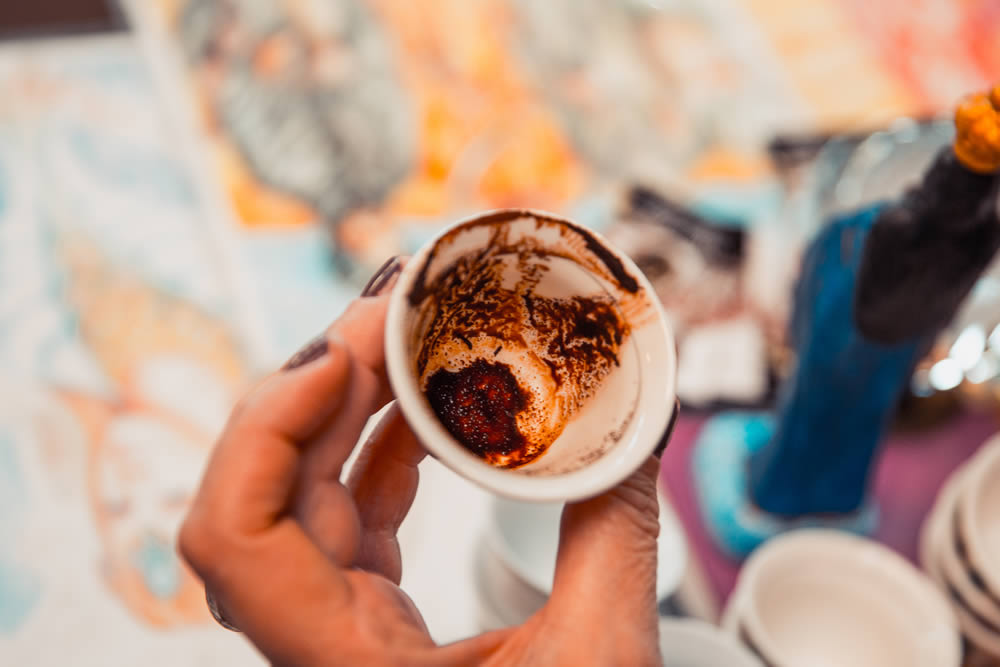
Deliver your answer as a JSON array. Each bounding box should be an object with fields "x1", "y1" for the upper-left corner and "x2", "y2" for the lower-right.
[{"x1": 0, "y1": 1, "x2": 998, "y2": 665}]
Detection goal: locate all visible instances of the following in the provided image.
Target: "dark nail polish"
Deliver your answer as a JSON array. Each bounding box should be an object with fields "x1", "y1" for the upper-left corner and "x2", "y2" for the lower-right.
[
  {"x1": 206, "y1": 589, "x2": 240, "y2": 632},
  {"x1": 361, "y1": 256, "x2": 403, "y2": 297},
  {"x1": 654, "y1": 399, "x2": 680, "y2": 459},
  {"x1": 283, "y1": 335, "x2": 329, "y2": 371}
]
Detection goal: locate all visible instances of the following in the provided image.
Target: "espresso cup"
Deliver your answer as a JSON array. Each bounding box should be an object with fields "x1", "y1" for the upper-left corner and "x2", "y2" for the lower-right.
[{"x1": 385, "y1": 209, "x2": 676, "y2": 502}]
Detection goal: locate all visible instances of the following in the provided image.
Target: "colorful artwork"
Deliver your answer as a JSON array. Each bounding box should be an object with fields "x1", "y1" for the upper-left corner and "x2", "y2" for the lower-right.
[
  {"x1": 0, "y1": 36, "x2": 263, "y2": 664},
  {"x1": 126, "y1": 0, "x2": 796, "y2": 281},
  {"x1": 739, "y1": 0, "x2": 999, "y2": 125},
  {"x1": 123, "y1": 0, "x2": 1000, "y2": 405}
]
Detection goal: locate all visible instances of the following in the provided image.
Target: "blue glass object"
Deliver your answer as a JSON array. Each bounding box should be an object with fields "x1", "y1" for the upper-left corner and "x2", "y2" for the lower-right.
[{"x1": 748, "y1": 204, "x2": 927, "y2": 516}]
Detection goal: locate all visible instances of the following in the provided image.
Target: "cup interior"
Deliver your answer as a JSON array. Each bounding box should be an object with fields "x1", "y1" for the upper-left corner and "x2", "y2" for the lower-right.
[
  {"x1": 738, "y1": 530, "x2": 960, "y2": 667},
  {"x1": 386, "y1": 209, "x2": 675, "y2": 502}
]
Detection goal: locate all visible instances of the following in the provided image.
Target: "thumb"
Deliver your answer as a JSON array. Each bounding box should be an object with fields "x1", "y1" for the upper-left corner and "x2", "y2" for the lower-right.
[{"x1": 548, "y1": 457, "x2": 661, "y2": 632}]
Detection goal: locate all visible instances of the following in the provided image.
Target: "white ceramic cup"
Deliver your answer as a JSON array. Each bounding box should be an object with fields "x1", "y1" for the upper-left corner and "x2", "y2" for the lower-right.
[
  {"x1": 476, "y1": 491, "x2": 687, "y2": 629},
  {"x1": 732, "y1": 529, "x2": 960, "y2": 667},
  {"x1": 658, "y1": 618, "x2": 764, "y2": 667},
  {"x1": 385, "y1": 209, "x2": 676, "y2": 502}
]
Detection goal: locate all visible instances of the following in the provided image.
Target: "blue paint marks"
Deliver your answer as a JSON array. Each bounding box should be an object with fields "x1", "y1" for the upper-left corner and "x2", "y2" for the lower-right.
[
  {"x1": 0, "y1": 433, "x2": 40, "y2": 633},
  {"x1": 0, "y1": 558, "x2": 41, "y2": 634},
  {"x1": 0, "y1": 433, "x2": 27, "y2": 528},
  {"x1": 131, "y1": 534, "x2": 181, "y2": 600},
  {"x1": 66, "y1": 125, "x2": 196, "y2": 206}
]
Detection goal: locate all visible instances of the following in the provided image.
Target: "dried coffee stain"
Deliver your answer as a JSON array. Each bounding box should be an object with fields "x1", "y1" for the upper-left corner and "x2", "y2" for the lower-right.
[
  {"x1": 408, "y1": 210, "x2": 641, "y2": 307},
  {"x1": 411, "y1": 211, "x2": 640, "y2": 468},
  {"x1": 425, "y1": 360, "x2": 532, "y2": 465}
]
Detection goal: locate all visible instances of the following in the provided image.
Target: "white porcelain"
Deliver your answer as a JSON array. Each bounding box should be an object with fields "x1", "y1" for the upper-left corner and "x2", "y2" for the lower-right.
[
  {"x1": 475, "y1": 542, "x2": 545, "y2": 631},
  {"x1": 919, "y1": 460, "x2": 969, "y2": 579},
  {"x1": 657, "y1": 618, "x2": 763, "y2": 667},
  {"x1": 934, "y1": 471, "x2": 1000, "y2": 631},
  {"x1": 959, "y1": 436, "x2": 1000, "y2": 606},
  {"x1": 720, "y1": 591, "x2": 745, "y2": 635},
  {"x1": 918, "y1": 443, "x2": 1000, "y2": 659},
  {"x1": 479, "y1": 490, "x2": 687, "y2": 625},
  {"x1": 920, "y1": 465, "x2": 1000, "y2": 659},
  {"x1": 386, "y1": 208, "x2": 676, "y2": 502},
  {"x1": 733, "y1": 529, "x2": 960, "y2": 667}
]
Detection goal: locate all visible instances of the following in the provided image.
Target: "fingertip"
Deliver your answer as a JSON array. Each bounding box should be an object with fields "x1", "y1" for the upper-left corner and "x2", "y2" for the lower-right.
[{"x1": 231, "y1": 334, "x2": 354, "y2": 444}]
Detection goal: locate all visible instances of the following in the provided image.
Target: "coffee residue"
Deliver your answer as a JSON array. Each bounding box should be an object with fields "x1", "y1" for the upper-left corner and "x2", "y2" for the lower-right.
[
  {"x1": 425, "y1": 359, "x2": 532, "y2": 466},
  {"x1": 407, "y1": 210, "x2": 641, "y2": 307},
  {"x1": 412, "y1": 213, "x2": 637, "y2": 468}
]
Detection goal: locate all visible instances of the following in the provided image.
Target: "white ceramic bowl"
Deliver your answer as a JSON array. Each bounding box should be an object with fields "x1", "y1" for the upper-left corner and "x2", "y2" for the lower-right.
[
  {"x1": 959, "y1": 437, "x2": 1000, "y2": 606},
  {"x1": 920, "y1": 480, "x2": 1000, "y2": 658},
  {"x1": 920, "y1": 461, "x2": 1000, "y2": 659},
  {"x1": 933, "y1": 470, "x2": 1000, "y2": 632},
  {"x1": 386, "y1": 208, "x2": 676, "y2": 502},
  {"x1": 480, "y1": 490, "x2": 687, "y2": 622},
  {"x1": 658, "y1": 618, "x2": 764, "y2": 667},
  {"x1": 734, "y1": 530, "x2": 960, "y2": 667}
]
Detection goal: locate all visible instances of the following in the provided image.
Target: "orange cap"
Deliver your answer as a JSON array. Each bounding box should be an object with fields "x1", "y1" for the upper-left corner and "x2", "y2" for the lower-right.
[{"x1": 954, "y1": 84, "x2": 1000, "y2": 174}]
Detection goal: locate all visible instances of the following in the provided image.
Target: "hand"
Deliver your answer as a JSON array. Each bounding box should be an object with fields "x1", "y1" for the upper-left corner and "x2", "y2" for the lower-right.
[{"x1": 179, "y1": 258, "x2": 665, "y2": 666}]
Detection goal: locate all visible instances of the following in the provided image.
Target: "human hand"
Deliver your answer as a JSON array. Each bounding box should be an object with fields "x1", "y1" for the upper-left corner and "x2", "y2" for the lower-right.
[{"x1": 179, "y1": 258, "x2": 666, "y2": 666}]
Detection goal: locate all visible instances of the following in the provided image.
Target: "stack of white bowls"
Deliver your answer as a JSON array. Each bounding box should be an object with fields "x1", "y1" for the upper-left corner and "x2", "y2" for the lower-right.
[
  {"x1": 723, "y1": 529, "x2": 961, "y2": 667},
  {"x1": 920, "y1": 435, "x2": 1000, "y2": 661},
  {"x1": 475, "y1": 492, "x2": 688, "y2": 631}
]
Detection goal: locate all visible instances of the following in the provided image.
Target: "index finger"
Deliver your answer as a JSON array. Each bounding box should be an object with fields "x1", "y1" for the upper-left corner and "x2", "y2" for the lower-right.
[{"x1": 179, "y1": 336, "x2": 357, "y2": 637}]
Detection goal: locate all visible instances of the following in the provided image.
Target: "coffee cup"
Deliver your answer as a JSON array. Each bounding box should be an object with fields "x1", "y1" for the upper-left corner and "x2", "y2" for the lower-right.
[{"x1": 385, "y1": 209, "x2": 676, "y2": 502}]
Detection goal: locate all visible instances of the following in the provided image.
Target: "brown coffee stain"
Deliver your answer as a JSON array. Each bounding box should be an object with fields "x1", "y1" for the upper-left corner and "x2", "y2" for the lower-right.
[
  {"x1": 411, "y1": 212, "x2": 641, "y2": 468},
  {"x1": 408, "y1": 210, "x2": 640, "y2": 307},
  {"x1": 425, "y1": 359, "x2": 532, "y2": 465}
]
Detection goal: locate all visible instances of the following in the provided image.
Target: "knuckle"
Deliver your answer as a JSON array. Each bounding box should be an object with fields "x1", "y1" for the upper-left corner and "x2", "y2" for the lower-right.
[{"x1": 612, "y1": 474, "x2": 660, "y2": 537}]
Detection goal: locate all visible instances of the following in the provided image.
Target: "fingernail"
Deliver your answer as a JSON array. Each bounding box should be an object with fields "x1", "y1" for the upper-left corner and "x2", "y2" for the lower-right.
[
  {"x1": 282, "y1": 334, "x2": 329, "y2": 371},
  {"x1": 206, "y1": 589, "x2": 240, "y2": 632},
  {"x1": 361, "y1": 256, "x2": 403, "y2": 298},
  {"x1": 653, "y1": 399, "x2": 680, "y2": 459}
]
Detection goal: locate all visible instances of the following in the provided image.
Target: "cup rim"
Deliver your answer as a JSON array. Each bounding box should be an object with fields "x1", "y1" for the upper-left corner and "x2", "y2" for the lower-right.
[
  {"x1": 735, "y1": 529, "x2": 960, "y2": 667},
  {"x1": 959, "y1": 436, "x2": 1000, "y2": 601},
  {"x1": 936, "y1": 483, "x2": 1000, "y2": 628},
  {"x1": 384, "y1": 207, "x2": 677, "y2": 502}
]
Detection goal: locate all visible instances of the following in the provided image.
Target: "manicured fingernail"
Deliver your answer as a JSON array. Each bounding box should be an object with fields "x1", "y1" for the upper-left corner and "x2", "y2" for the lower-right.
[
  {"x1": 361, "y1": 256, "x2": 403, "y2": 297},
  {"x1": 654, "y1": 399, "x2": 680, "y2": 459},
  {"x1": 283, "y1": 334, "x2": 329, "y2": 371},
  {"x1": 206, "y1": 589, "x2": 240, "y2": 632}
]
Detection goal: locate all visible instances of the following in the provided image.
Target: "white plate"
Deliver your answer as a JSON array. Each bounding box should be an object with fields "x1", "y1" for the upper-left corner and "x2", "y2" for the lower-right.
[
  {"x1": 658, "y1": 618, "x2": 763, "y2": 667},
  {"x1": 485, "y1": 489, "x2": 687, "y2": 601}
]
